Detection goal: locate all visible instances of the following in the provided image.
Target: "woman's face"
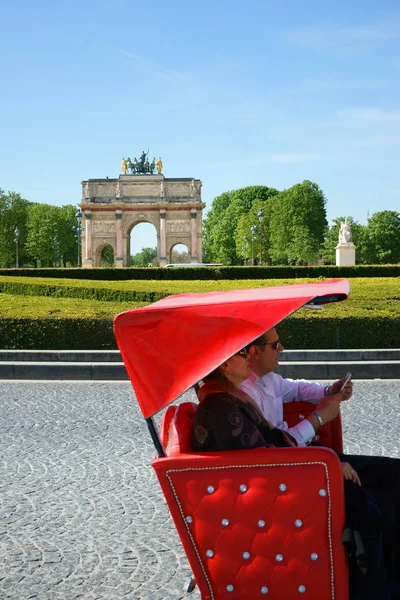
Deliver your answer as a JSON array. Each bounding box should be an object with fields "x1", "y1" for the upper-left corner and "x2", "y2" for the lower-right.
[{"x1": 224, "y1": 351, "x2": 252, "y2": 385}]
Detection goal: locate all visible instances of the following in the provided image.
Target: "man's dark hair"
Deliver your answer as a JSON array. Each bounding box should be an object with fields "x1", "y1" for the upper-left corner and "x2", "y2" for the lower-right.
[{"x1": 246, "y1": 333, "x2": 267, "y2": 351}]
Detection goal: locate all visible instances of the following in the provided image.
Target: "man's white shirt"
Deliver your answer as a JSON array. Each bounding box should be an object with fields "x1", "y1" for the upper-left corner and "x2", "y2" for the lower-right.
[{"x1": 240, "y1": 371, "x2": 325, "y2": 446}]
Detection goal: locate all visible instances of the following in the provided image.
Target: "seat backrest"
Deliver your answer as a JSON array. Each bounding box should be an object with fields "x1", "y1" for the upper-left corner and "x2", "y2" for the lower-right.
[
  {"x1": 283, "y1": 401, "x2": 343, "y2": 453},
  {"x1": 156, "y1": 401, "x2": 348, "y2": 599},
  {"x1": 153, "y1": 446, "x2": 348, "y2": 600},
  {"x1": 160, "y1": 401, "x2": 197, "y2": 456}
]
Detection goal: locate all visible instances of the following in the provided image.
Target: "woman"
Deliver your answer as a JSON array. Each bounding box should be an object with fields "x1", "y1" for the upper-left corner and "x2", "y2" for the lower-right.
[
  {"x1": 192, "y1": 347, "x2": 391, "y2": 600},
  {"x1": 193, "y1": 347, "x2": 296, "y2": 452}
]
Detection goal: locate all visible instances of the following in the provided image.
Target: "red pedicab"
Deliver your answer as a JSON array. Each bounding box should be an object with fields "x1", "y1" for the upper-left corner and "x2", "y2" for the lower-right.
[{"x1": 114, "y1": 279, "x2": 350, "y2": 600}]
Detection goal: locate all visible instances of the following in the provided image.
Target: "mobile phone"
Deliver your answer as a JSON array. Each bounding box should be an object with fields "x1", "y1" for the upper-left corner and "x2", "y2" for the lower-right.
[{"x1": 341, "y1": 372, "x2": 352, "y2": 390}]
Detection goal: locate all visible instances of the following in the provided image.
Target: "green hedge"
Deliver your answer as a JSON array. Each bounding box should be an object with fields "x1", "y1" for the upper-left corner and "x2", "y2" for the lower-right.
[
  {"x1": 0, "y1": 318, "x2": 116, "y2": 350},
  {"x1": 1, "y1": 315, "x2": 398, "y2": 350},
  {"x1": 1, "y1": 264, "x2": 399, "y2": 280},
  {"x1": 0, "y1": 281, "x2": 165, "y2": 303}
]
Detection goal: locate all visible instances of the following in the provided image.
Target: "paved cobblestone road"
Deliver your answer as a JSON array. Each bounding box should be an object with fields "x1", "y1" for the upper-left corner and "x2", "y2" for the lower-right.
[{"x1": 1, "y1": 380, "x2": 400, "y2": 600}]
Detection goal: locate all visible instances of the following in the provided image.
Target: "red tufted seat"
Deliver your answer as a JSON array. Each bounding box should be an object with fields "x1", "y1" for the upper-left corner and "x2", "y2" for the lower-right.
[{"x1": 154, "y1": 401, "x2": 348, "y2": 600}]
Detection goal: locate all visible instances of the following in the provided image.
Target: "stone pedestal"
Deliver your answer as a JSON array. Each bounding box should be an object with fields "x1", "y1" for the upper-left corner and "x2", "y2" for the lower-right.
[
  {"x1": 336, "y1": 243, "x2": 356, "y2": 266},
  {"x1": 83, "y1": 258, "x2": 94, "y2": 268}
]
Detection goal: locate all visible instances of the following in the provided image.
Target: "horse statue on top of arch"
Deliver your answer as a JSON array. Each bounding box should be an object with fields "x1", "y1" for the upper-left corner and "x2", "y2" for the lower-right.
[{"x1": 126, "y1": 151, "x2": 156, "y2": 175}]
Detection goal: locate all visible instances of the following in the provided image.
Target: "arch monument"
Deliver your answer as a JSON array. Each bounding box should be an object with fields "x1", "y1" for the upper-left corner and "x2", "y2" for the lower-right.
[{"x1": 78, "y1": 155, "x2": 205, "y2": 267}]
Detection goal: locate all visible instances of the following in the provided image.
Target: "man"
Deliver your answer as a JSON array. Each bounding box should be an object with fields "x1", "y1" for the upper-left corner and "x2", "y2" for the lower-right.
[
  {"x1": 240, "y1": 328, "x2": 352, "y2": 448},
  {"x1": 240, "y1": 328, "x2": 400, "y2": 588}
]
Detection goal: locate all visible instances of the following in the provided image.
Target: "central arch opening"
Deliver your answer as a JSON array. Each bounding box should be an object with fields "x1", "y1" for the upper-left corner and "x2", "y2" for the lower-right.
[{"x1": 130, "y1": 222, "x2": 157, "y2": 267}]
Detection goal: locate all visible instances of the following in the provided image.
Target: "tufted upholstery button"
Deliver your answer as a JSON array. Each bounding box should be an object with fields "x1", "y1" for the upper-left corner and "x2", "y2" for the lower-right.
[
  {"x1": 295, "y1": 519, "x2": 303, "y2": 528},
  {"x1": 314, "y1": 434, "x2": 320, "y2": 441},
  {"x1": 311, "y1": 552, "x2": 318, "y2": 561},
  {"x1": 221, "y1": 518, "x2": 229, "y2": 527},
  {"x1": 239, "y1": 484, "x2": 248, "y2": 493},
  {"x1": 258, "y1": 519, "x2": 266, "y2": 528},
  {"x1": 298, "y1": 585, "x2": 306, "y2": 593},
  {"x1": 299, "y1": 413, "x2": 305, "y2": 420},
  {"x1": 207, "y1": 485, "x2": 215, "y2": 494},
  {"x1": 242, "y1": 551, "x2": 250, "y2": 560},
  {"x1": 206, "y1": 549, "x2": 214, "y2": 558},
  {"x1": 185, "y1": 516, "x2": 193, "y2": 523},
  {"x1": 226, "y1": 584, "x2": 234, "y2": 592},
  {"x1": 279, "y1": 483, "x2": 287, "y2": 492},
  {"x1": 261, "y1": 586, "x2": 269, "y2": 594},
  {"x1": 275, "y1": 553, "x2": 284, "y2": 562},
  {"x1": 319, "y1": 489, "x2": 327, "y2": 497}
]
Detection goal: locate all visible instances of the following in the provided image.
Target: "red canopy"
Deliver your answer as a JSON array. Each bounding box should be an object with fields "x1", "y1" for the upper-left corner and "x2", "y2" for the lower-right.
[{"x1": 114, "y1": 279, "x2": 350, "y2": 418}]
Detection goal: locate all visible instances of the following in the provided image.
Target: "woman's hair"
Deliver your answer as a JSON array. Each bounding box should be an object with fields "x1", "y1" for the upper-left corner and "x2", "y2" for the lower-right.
[{"x1": 203, "y1": 367, "x2": 220, "y2": 382}]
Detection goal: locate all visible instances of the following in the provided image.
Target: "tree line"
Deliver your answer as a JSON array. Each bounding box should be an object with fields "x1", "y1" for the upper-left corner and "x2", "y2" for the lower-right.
[
  {"x1": 0, "y1": 189, "x2": 79, "y2": 267},
  {"x1": 2, "y1": 183, "x2": 399, "y2": 268},
  {"x1": 202, "y1": 182, "x2": 400, "y2": 265}
]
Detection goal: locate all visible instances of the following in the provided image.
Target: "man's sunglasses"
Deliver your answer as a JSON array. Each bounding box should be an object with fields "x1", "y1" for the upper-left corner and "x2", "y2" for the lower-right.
[{"x1": 257, "y1": 340, "x2": 282, "y2": 351}]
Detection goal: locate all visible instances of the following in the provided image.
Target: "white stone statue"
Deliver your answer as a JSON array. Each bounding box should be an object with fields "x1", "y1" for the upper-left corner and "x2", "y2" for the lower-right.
[
  {"x1": 84, "y1": 182, "x2": 89, "y2": 198},
  {"x1": 160, "y1": 181, "x2": 165, "y2": 198},
  {"x1": 116, "y1": 181, "x2": 121, "y2": 198},
  {"x1": 190, "y1": 179, "x2": 196, "y2": 198},
  {"x1": 339, "y1": 218, "x2": 352, "y2": 244}
]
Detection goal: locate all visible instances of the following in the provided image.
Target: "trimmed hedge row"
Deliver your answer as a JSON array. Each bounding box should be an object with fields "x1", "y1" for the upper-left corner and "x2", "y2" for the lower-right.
[
  {"x1": 1, "y1": 315, "x2": 398, "y2": 350},
  {"x1": 0, "y1": 281, "x2": 166, "y2": 303},
  {"x1": 1, "y1": 264, "x2": 400, "y2": 280}
]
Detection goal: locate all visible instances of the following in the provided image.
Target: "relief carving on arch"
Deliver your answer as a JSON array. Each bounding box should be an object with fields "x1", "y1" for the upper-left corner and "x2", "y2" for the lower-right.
[
  {"x1": 166, "y1": 220, "x2": 191, "y2": 234},
  {"x1": 92, "y1": 221, "x2": 116, "y2": 234},
  {"x1": 166, "y1": 210, "x2": 190, "y2": 220},
  {"x1": 93, "y1": 212, "x2": 114, "y2": 221}
]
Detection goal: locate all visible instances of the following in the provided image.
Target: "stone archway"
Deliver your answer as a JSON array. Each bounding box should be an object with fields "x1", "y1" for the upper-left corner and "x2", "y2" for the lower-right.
[
  {"x1": 125, "y1": 217, "x2": 159, "y2": 267},
  {"x1": 93, "y1": 239, "x2": 117, "y2": 268},
  {"x1": 79, "y1": 173, "x2": 205, "y2": 267},
  {"x1": 169, "y1": 242, "x2": 190, "y2": 264}
]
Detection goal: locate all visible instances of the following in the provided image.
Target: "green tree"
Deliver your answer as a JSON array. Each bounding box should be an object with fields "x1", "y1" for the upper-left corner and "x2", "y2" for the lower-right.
[
  {"x1": 321, "y1": 217, "x2": 365, "y2": 264},
  {"x1": 362, "y1": 211, "x2": 400, "y2": 264},
  {"x1": 25, "y1": 203, "x2": 79, "y2": 267},
  {"x1": 235, "y1": 198, "x2": 275, "y2": 265},
  {"x1": 131, "y1": 247, "x2": 157, "y2": 266},
  {"x1": 57, "y1": 205, "x2": 79, "y2": 267},
  {"x1": 0, "y1": 189, "x2": 31, "y2": 267},
  {"x1": 203, "y1": 186, "x2": 279, "y2": 264},
  {"x1": 269, "y1": 181, "x2": 327, "y2": 265}
]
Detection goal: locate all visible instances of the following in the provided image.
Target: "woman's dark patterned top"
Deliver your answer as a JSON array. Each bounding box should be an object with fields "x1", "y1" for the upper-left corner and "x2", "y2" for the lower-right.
[{"x1": 192, "y1": 392, "x2": 296, "y2": 452}]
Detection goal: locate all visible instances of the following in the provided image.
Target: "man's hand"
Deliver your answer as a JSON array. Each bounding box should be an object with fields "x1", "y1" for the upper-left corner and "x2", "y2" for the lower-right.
[
  {"x1": 327, "y1": 377, "x2": 353, "y2": 401},
  {"x1": 341, "y1": 462, "x2": 361, "y2": 486}
]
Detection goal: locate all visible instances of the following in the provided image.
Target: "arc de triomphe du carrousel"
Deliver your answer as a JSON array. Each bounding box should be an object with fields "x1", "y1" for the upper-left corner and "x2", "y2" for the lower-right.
[{"x1": 78, "y1": 153, "x2": 206, "y2": 267}]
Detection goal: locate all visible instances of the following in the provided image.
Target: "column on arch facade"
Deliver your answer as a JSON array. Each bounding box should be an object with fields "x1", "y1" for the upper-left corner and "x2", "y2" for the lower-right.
[
  {"x1": 115, "y1": 210, "x2": 124, "y2": 267},
  {"x1": 159, "y1": 209, "x2": 167, "y2": 266},
  {"x1": 83, "y1": 211, "x2": 93, "y2": 267},
  {"x1": 191, "y1": 209, "x2": 198, "y2": 262}
]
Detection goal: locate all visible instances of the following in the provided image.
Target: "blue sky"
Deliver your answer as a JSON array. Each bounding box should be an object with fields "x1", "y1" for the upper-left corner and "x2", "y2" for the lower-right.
[{"x1": 1, "y1": 0, "x2": 400, "y2": 253}]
